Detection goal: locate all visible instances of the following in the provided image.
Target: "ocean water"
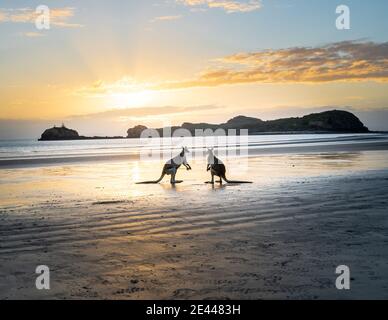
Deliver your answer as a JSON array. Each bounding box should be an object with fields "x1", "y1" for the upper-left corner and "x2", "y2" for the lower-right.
[{"x1": 0, "y1": 133, "x2": 387, "y2": 167}]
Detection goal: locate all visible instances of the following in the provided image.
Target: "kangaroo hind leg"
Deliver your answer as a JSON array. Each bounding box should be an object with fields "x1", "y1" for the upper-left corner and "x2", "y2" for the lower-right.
[
  {"x1": 205, "y1": 172, "x2": 215, "y2": 184},
  {"x1": 170, "y1": 168, "x2": 183, "y2": 184}
]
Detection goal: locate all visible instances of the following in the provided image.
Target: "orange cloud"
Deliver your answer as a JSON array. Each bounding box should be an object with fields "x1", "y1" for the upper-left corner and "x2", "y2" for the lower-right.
[
  {"x1": 78, "y1": 41, "x2": 388, "y2": 95},
  {"x1": 151, "y1": 15, "x2": 183, "y2": 22},
  {"x1": 69, "y1": 105, "x2": 221, "y2": 120},
  {"x1": 0, "y1": 7, "x2": 83, "y2": 28},
  {"x1": 75, "y1": 78, "x2": 149, "y2": 97},
  {"x1": 177, "y1": 0, "x2": 262, "y2": 13},
  {"x1": 154, "y1": 41, "x2": 388, "y2": 89},
  {"x1": 22, "y1": 32, "x2": 45, "y2": 37}
]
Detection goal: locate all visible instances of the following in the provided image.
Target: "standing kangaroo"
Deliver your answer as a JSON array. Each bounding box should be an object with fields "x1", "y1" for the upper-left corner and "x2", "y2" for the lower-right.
[
  {"x1": 206, "y1": 148, "x2": 252, "y2": 184},
  {"x1": 136, "y1": 147, "x2": 192, "y2": 185}
]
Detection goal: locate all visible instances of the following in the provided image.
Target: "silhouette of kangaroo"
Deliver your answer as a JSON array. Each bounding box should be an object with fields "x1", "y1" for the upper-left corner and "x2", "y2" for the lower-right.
[
  {"x1": 136, "y1": 147, "x2": 192, "y2": 185},
  {"x1": 205, "y1": 148, "x2": 252, "y2": 184}
]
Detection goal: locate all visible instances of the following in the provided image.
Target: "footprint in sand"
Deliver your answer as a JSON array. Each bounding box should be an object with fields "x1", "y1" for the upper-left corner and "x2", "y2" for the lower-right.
[{"x1": 172, "y1": 288, "x2": 197, "y2": 298}]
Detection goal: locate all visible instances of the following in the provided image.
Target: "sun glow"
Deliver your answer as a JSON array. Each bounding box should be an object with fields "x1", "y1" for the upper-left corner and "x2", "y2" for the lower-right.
[{"x1": 110, "y1": 90, "x2": 155, "y2": 108}]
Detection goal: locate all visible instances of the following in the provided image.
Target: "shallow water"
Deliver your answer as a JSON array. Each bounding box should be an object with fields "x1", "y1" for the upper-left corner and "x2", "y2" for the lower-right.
[
  {"x1": 1, "y1": 133, "x2": 387, "y2": 167},
  {"x1": 1, "y1": 150, "x2": 387, "y2": 208}
]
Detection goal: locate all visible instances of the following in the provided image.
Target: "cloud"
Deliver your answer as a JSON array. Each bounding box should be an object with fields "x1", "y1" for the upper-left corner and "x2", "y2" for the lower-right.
[
  {"x1": 177, "y1": 0, "x2": 262, "y2": 13},
  {"x1": 75, "y1": 78, "x2": 148, "y2": 97},
  {"x1": 68, "y1": 105, "x2": 221, "y2": 120},
  {"x1": 77, "y1": 41, "x2": 388, "y2": 96},
  {"x1": 0, "y1": 7, "x2": 83, "y2": 28},
  {"x1": 22, "y1": 32, "x2": 45, "y2": 37},
  {"x1": 153, "y1": 40, "x2": 388, "y2": 89},
  {"x1": 150, "y1": 15, "x2": 183, "y2": 23}
]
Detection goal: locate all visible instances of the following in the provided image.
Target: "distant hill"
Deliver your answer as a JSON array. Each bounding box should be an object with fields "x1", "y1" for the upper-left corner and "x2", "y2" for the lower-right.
[
  {"x1": 127, "y1": 110, "x2": 369, "y2": 138},
  {"x1": 38, "y1": 110, "x2": 369, "y2": 141}
]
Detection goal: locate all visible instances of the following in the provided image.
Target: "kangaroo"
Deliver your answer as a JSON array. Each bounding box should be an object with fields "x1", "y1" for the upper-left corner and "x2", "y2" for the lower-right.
[
  {"x1": 136, "y1": 147, "x2": 192, "y2": 185},
  {"x1": 205, "y1": 148, "x2": 252, "y2": 184}
]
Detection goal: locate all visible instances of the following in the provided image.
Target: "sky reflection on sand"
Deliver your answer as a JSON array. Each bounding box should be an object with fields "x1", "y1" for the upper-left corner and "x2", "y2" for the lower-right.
[{"x1": 0, "y1": 150, "x2": 388, "y2": 209}]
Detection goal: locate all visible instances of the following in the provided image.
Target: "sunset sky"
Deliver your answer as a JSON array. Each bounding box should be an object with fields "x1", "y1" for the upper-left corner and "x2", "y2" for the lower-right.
[{"x1": 1, "y1": 0, "x2": 388, "y2": 138}]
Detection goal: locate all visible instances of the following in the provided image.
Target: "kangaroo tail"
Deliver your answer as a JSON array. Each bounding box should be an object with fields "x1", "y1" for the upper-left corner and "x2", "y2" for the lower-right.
[
  {"x1": 221, "y1": 174, "x2": 252, "y2": 184},
  {"x1": 136, "y1": 181, "x2": 160, "y2": 184},
  {"x1": 136, "y1": 173, "x2": 165, "y2": 184}
]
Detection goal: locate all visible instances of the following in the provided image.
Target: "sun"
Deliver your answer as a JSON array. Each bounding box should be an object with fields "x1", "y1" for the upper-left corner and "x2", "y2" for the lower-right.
[{"x1": 110, "y1": 90, "x2": 155, "y2": 108}]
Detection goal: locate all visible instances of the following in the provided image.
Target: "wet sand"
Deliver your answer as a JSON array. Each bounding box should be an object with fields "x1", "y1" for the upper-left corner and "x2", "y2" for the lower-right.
[{"x1": 1, "y1": 150, "x2": 388, "y2": 299}]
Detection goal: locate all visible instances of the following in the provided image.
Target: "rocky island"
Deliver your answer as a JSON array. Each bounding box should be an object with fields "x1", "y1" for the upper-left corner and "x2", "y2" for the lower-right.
[
  {"x1": 127, "y1": 110, "x2": 369, "y2": 138},
  {"x1": 39, "y1": 125, "x2": 80, "y2": 141},
  {"x1": 39, "y1": 124, "x2": 124, "y2": 141}
]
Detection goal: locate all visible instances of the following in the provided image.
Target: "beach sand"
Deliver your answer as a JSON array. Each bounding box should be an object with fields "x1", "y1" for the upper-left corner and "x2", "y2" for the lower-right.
[{"x1": 1, "y1": 149, "x2": 388, "y2": 299}]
